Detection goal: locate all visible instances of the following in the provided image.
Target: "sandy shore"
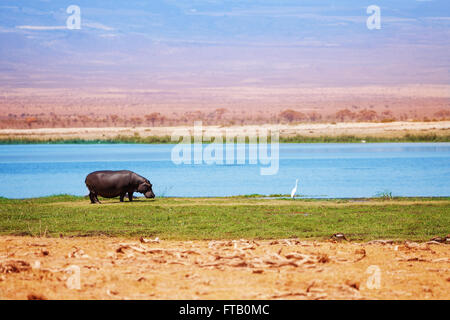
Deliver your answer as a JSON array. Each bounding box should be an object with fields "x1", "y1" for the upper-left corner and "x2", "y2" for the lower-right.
[
  {"x1": 1, "y1": 121, "x2": 449, "y2": 141},
  {"x1": 0, "y1": 236, "x2": 449, "y2": 300}
]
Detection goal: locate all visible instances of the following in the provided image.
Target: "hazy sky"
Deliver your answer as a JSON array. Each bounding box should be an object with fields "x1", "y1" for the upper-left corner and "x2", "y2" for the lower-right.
[{"x1": 0, "y1": 0, "x2": 449, "y2": 88}]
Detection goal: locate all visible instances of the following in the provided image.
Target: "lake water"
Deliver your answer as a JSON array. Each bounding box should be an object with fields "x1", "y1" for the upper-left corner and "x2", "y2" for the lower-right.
[{"x1": 0, "y1": 143, "x2": 449, "y2": 199}]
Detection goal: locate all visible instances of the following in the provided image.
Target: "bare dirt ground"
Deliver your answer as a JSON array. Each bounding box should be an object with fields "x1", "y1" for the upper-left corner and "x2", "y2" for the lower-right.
[
  {"x1": 1, "y1": 121, "x2": 449, "y2": 140},
  {"x1": 0, "y1": 236, "x2": 448, "y2": 300}
]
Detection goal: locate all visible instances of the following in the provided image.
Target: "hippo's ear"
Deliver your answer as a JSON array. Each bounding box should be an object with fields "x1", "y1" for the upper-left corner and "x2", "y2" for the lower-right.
[{"x1": 137, "y1": 183, "x2": 148, "y2": 193}]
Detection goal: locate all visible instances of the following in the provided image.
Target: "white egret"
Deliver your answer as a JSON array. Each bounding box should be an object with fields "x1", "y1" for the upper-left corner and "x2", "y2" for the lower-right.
[{"x1": 290, "y1": 179, "x2": 299, "y2": 198}]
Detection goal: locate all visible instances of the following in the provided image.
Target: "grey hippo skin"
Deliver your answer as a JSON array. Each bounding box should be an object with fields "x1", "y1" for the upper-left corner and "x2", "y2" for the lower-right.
[{"x1": 85, "y1": 170, "x2": 155, "y2": 204}]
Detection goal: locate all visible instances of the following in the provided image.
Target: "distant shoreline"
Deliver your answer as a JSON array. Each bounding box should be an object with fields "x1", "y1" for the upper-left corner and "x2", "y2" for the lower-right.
[
  {"x1": 1, "y1": 134, "x2": 449, "y2": 144},
  {"x1": 0, "y1": 121, "x2": 449, "y2": 144}
]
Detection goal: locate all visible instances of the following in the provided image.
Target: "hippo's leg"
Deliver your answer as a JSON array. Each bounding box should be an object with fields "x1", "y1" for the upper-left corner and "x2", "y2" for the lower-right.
[
  {"x1": 89, "y1": 192, "x2": 99, "y2": 204},
  {"x1": 128, "y1": 192, "x2": 133, "y2": 202},
  {"x1": 120, "y1": 193, "x2": 126, "y2": 202}
]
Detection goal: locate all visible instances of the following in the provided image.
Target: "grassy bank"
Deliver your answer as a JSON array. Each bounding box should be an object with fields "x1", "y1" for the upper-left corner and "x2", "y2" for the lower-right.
[
  {"x1": 1, "y1": 133, "x2": 450, "y2": 144},
  {"x1": 0, "y1": 195, "x2": 448, "y2": 241}
]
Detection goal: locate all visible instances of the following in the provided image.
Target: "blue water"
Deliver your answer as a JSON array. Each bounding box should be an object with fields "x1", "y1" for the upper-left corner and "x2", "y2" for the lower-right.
[{"x1": 0, "y1": 143, "x2": 449, "y2": 198}]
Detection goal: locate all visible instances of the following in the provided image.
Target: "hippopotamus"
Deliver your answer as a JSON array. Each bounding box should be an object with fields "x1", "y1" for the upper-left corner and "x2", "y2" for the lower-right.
[{"x1": 85, "y1": 170, "x2": 155, "y2": 204}]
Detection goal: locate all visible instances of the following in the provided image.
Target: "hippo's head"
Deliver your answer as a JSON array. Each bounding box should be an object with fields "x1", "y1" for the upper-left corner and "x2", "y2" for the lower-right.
[{"x1": 137, "y1": 181, "x2": 155, "y2": 198}]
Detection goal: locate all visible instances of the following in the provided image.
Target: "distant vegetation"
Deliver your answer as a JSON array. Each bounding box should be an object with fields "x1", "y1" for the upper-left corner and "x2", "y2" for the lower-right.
[
  {"x1": 1, "y1": 133, "x2": 449, "y2": 144},
  {"x1": 374, "y1": 190, "x2": 394, "y2": 200},
  {"x1": 1, "y1": 107, "x2": 450, "y2": 129},
  {"x1": 278, "y1": 134, "x2": 450, "y2": 143}
]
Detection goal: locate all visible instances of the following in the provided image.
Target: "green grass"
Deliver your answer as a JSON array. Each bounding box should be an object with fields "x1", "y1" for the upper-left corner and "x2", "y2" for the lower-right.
[
  {"x1": 0, "y1": 195, "x2": 448, "y2": 241},
  {"x1": 279, "y1": 134, "x2": 450, "y2": 143},
  {"x1": 1, "y1": 133, "x2": 449, "y2": 144}
]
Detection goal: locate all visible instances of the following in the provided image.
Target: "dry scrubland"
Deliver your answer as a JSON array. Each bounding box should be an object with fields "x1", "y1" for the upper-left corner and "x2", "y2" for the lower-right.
[
  {"x1": 0, "y1": 85, "x2": 449, "y2": 129},
  {"x1": 1, "y1": 84, "x2": 449, "y2": 142}
]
